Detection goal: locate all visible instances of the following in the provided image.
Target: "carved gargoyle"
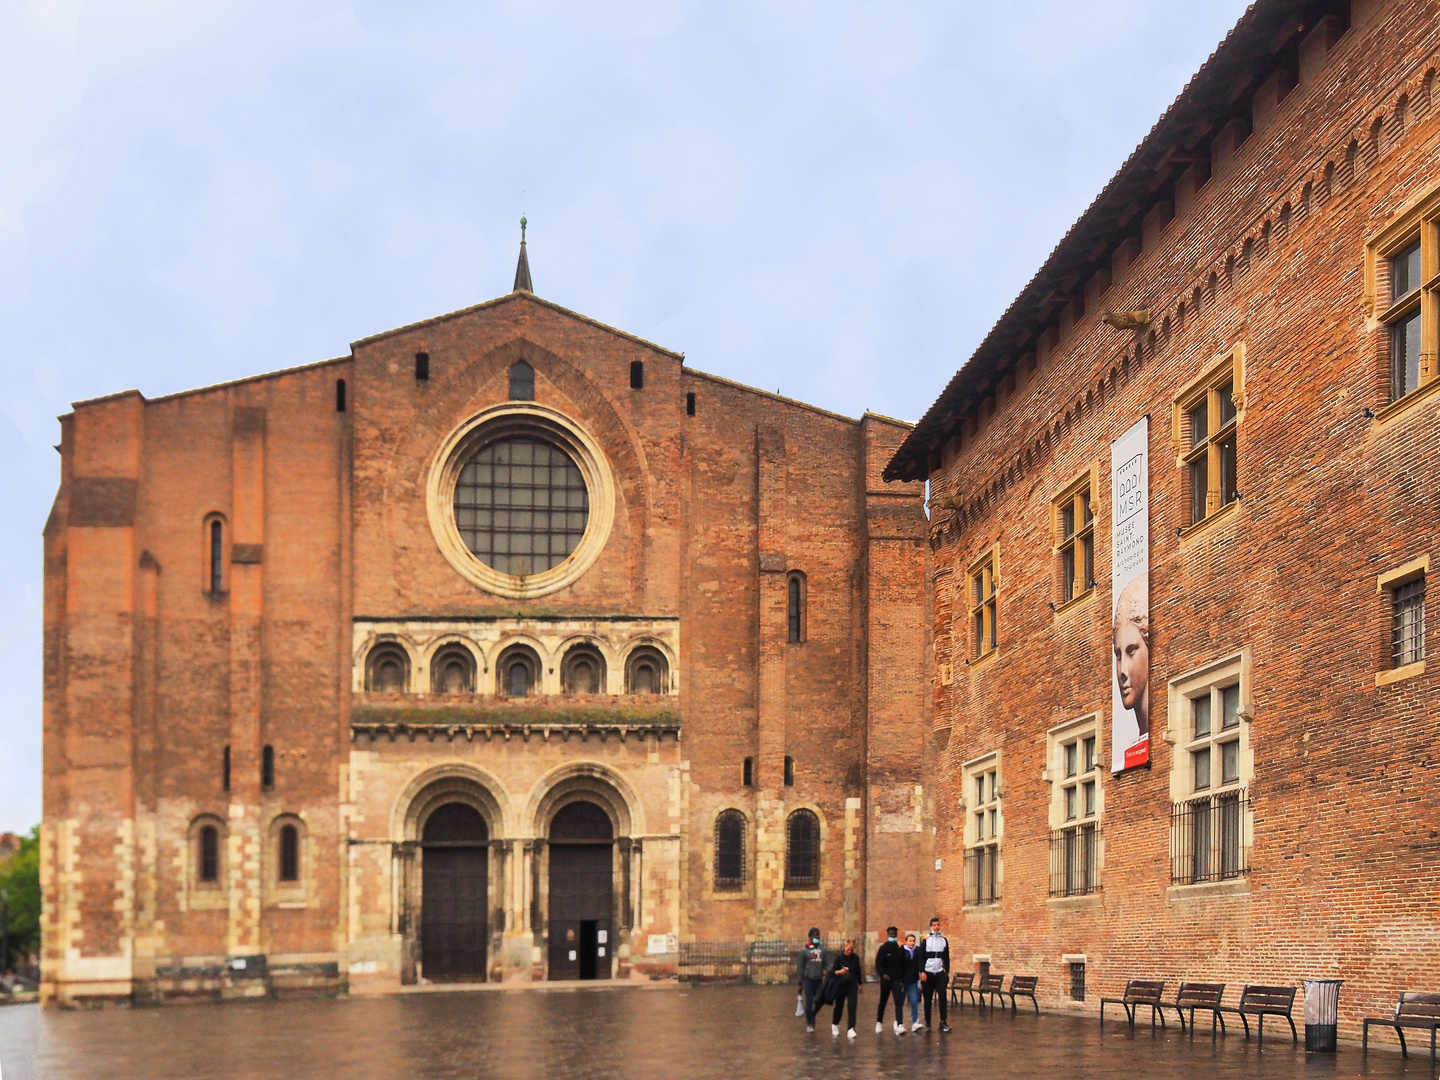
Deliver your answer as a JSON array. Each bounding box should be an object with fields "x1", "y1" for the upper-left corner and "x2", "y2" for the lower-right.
[
  {"x1": 1103, "y1": 309, "x2": 1152, "y2": 330},
  {"x1": 928, "y1": 493, "x2": 964, "y2": 514}
]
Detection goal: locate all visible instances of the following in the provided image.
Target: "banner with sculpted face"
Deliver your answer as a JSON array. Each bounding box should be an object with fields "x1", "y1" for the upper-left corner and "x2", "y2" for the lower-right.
[{"x1": 1110, "y1": 416, "x2": 1150, "y2": 772}]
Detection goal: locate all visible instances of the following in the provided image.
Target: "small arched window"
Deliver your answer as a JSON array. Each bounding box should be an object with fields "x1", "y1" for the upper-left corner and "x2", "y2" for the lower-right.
[
  {"x1": 626, "y1": 646, "x2": 669, "y2": 695},
  {"x1": 279, "y1": 824, "x2": 299, "y2": 883},
  {"x1": 509, "y1": 360, "x2": 535, "y2": 400},
  {"x1": 199, "y1": 825, "x2": 220, "y2": 883},
  {"x1": 430, "y1": 645, "x2": 476, "y2": 695},
  {"x1": 785, "y1": 808, "x2": 820, "y2": 889},
  {"x1": 209, "y1": 519, "x2": 224, "y2": 594},
  {"x1": 714, "y1": 810, "x2": 746, "y2": 891},
  {"x1": 222, "y1": 745, "x2": 231, "y2": 792},
  {"x1": 261, "y1": 745, "x2": 275, "y2": 790},
  {"x1": 365, "y1": 643, "x2": 410, "y2": 693},
  {"x1": 561, "y1": 644, "x2": 606, "y2": 694},
  {"x1": 787, "y1": 572, "x2": 806, "y2": 643},
  {"x1": 496, "y1": 644, "x2": 540, "y2": 698}
]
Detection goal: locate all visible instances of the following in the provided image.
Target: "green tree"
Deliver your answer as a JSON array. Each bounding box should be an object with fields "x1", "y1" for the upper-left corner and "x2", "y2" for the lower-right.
[{"x1": 1, "y1": 825, "x2": 40, "y2": 965}]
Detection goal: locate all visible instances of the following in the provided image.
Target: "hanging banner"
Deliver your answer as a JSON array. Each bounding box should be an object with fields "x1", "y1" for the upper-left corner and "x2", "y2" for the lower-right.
[{"x1": 1110, "y1": 416, "x2": 1150, "y2": 772}]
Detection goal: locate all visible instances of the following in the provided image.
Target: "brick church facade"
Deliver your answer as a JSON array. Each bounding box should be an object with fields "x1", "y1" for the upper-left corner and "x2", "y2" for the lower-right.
[
  {"x1": 886, "y1": 0, "x2": 1439, "y2": 1033},
  {"x1": 41, "y1": 242, "x2": 931, "y2": 1004}
]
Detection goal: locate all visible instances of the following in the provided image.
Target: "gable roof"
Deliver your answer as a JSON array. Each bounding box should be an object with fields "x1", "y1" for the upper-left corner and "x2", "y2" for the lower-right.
[
  {"x1": 350, "y1": 290, "x2": 686, "y2": 360},
  {"x1": 884, "y1": 0, "x2": 1351, "y2": 482}
]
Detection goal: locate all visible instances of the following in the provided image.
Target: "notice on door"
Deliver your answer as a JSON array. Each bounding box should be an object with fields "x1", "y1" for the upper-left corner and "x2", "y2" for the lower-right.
[
  {"x1": 647, "y1": 934, "x2": 669, "y2": 955},
  {"x1": 1110, "y1": 416, "x2": 1151, "y2": 772}
]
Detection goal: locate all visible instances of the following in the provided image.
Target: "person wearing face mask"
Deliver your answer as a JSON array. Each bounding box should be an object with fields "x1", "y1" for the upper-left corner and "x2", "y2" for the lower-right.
[
  {"x1": 795, "y1": 927, "x2": 830, "y2": 1032},
  {"x1": 902, "y1": 932, "x2": 923, "y2": 1031},
  {"x1": 873, "y1": 926, "x2": 907, "y2": 1034}
]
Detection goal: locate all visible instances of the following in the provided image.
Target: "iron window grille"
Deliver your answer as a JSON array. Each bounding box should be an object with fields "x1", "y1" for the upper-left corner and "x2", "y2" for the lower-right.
[
  {"x1": 1070, "y1": 961, "x2": 1086, "y2": 1002},
  {"x1": 713, "y1": 811, "x2": 745, "y2": 891},
  {"x1": 1392, "y1": 577, "x2": 1426, "y2": 668},
  {"x1": 1048, "y1": 824, "x2": 1101, "y2": 897},
  {"x1": 784, "y1": 809, "x2": 820, "y2": 889},
  {"x1": 454, "y1": 437, "x2": 589, "y2": 576},
  {"x1": 1170, "y1": 790, "x2": 1249, "y2": 884},
  {"x1": 964, "y1": 843, "x2": 1000, "y2": 905}
]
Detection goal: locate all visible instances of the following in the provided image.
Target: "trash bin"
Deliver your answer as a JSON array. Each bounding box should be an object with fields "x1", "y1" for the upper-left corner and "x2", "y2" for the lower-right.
[{"x1": 1304, "y1": 978, "x2": 1343, "y2": 1052}]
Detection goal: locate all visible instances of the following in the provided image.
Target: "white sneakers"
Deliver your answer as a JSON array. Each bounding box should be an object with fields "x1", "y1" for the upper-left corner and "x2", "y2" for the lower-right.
[
  {"x1": 912, "y1": 1020, "x2": 924, "y2": 1031},
  {"x1": 894, "y1": 1021, "x2": 906, "y2": 1035},
  {"x1": 847, "y1": 1028, "x2": 857, "y2": 1039},
  {"x1": 832, "y1": 1024, "x2": 841, "y2": 1037},
  {"x1": 875, "y1": 1022, "x2": 884, "y2": 1033}
]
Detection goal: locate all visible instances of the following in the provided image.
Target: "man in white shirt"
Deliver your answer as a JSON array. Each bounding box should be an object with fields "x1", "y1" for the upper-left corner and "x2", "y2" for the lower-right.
[{"x1": 918, "y1": 916, "x2": 951, "y2": 1033}]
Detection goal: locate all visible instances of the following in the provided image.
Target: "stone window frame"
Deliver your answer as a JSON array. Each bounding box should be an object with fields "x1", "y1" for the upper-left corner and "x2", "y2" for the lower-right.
[
  {"x1": 782, "y1": 804, "x2": 825, "y2": 897},
  {"x1": 425, "y1": 402, "x2": 616, "y2": 601},
  {"x1": 704, "y1": 806, "x2": 752, "y2": 901},
  {"x1": 428, "y1": 638, "x2": 480, "y2": 695},
  {"x1": 966, "y1": 545, "x2": 1000, "y2": 668},
  {"x1": 1045, "y1": 714, "x2": 1103, "y2": 832},
  {"x1": 960, "y1": 750, "x2": 1002, "y2": 906},
  {"x1": 1164, "y1": 650, "x2": 1255, "y2": 890},
  {"x1": 1365, "y1": 186, "x2": 1440, "y2": 427},
  {"x1": 1172, "y1": 344, "x2": 1246, "y2": 541},
  {"x1": 364, "y1": 638, "x2": 413, "y2": 694},
  {"x1": 560, "y1": 640, "x2": 608, "y2": 694},
  {"x1": 1045, "y1": 716, "x2": 1103, "y2": 899},
  {"x1": 266, "y1": 813, "x2": 310, "y2": 909},
  {"x1": 494, "y1": 642, "x2": 542, "y2": 698},
  {"x1": 1376, "y1": 556, "x2": 1428, "y2": 686},
  {"x1": 624, "y1": 643, "x2": 671, "y2": 696},
  {"x1": 186, "y1": 814, "x2": 228, "y2": 912},
  {"x1": 1051, "y1": 466, "x2": 1098, "y2": 613}
]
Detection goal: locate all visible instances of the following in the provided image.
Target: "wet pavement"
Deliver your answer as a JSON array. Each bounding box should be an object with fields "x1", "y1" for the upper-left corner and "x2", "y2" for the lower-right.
[{"x1": 0, "y1": 984, "x2": 1431, "y2": 1080}]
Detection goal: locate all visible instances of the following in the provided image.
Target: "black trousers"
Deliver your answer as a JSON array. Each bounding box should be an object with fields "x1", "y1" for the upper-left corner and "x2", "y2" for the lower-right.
[
  {"x1": 875, "y1": 978, "x2": 905, "y2": 1024},
  {"x1": 831, "y1": 983, "x2": 858, "y2": 1029},
  {"x1": 922, "y1": 972, "x2": 949, "y2": 1026}
]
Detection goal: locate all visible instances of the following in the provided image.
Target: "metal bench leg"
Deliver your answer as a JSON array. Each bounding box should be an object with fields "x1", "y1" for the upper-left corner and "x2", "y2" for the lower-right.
[
  {"x1": 1258, "y1": 1014, "x2": 1265, "y2": 1049},
  {"x1": 1126, "y1": 1003, "x2": 1136, "y2": 1028},
  {"x1": 1398, "y1": 1026, "x2": 1409, "y2": 1058},
  {"x1": 1217, "y1": 1010, "x2": 1225, "y2": 1035},
  {"x1": 1239, "y1": 1013, "x2": 1251, "y2": 1039},
  {"x1": 1362, "y1": 1020, "x2": 1369, "y2": 1055},
  {"x1": 1286, "y1": 1015, "x2": 1297, "y2": 1046},
  {"x1": 1155, "y1": 1005, "x2": 1166, "y2": 1029},
  {"x1": 1031, "y1": 995, "x2": 1039, "y2": 1016}
]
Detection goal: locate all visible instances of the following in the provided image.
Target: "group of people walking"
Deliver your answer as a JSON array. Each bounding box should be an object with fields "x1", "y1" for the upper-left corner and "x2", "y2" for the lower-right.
[{"x1": 795, "y1": 917, "x2": 952, "y2": 1039}]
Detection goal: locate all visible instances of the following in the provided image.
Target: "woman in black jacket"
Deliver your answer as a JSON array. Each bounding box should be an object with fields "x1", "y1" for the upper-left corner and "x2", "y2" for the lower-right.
[{"x1": 827, "y1": 938, "x2": 863, "y2": 1039}]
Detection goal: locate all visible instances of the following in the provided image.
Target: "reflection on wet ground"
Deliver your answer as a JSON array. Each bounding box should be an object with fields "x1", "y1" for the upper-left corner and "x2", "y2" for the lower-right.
[{"x1": 0, "y1": 984, "x2": 1430, "y2": 1080}]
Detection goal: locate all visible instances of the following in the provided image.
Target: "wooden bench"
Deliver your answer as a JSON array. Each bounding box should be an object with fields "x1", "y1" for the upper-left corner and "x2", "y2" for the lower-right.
[
  {"x1": 1006, "y1": 975, "x2": 1039, "y2": 1015},
  {"x1": 1362, "y1": 992, "x2": 1440, "y2": 1066},
  {"x1": 975, "y1": 973, "x2": 1006, "y2": 1009},
  {"x1": 1162, "y1": 982, "x2": 1227, "y2": 1035},
  {"x1": 949, "y1": 971, "x2": 975, "y2": 1008},
  {"x1": 1100, "y1": 979, "x2": 1167, "y2": 1028},
  {"x1": 1221, "y1": 984, "x2": 1297, "y2": 1046}
]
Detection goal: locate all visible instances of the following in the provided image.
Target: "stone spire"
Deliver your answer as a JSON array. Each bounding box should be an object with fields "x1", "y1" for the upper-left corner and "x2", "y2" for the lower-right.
[{"x1": 513, "y1": 216, "x2": 533, "y2": 293}]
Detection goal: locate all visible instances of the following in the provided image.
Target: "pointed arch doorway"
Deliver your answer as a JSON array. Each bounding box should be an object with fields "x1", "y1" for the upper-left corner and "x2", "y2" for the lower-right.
[
  {"x1": 547, "y1": 800, "x2": 614, "y2": 980},
  {"x1": 420, "y1": 802, "x2": 489, "y2": 981}
]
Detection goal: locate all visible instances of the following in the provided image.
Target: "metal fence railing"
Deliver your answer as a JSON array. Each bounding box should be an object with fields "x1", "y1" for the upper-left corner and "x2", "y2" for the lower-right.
[
  {"x1": 1049, "y1": 824, "x2": 1101, "y2": 897},
  {"x1": 1171, "y1": 790, "x2": 1249, "y2": 884},
  {"x1": 678, "y1": 937, "x2": 847, "y2": 984}
]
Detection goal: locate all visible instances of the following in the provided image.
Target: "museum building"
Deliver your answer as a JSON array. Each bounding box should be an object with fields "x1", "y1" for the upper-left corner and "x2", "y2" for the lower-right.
[
  {"x1": 40, "y1": 240, "x2": 931, "y2": 1004},
  {"x1": 886, "y1": 0, "x2": 1439, "y2": 1031}
]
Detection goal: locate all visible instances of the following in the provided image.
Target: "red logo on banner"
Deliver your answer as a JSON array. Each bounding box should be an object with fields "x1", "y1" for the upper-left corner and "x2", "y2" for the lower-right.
[{"x1": 1123, "y1": 736, "x2": 1150, "y2": 770}]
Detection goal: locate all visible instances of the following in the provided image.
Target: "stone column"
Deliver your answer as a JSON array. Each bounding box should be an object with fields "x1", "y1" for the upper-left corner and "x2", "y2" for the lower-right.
[{"x1": 754, "y1": 425, "x2": 789, "y2": 939}]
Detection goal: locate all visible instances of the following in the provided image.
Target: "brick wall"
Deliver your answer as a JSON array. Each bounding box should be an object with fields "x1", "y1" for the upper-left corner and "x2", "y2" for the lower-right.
[{"x1": 920, "y1": 0, "x2": 1440, "y2": 1033}]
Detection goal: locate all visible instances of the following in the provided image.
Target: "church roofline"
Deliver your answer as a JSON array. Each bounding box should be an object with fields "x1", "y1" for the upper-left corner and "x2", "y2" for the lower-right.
[
  {"x1": 683, "y1": 368, "x2": 912, "y2": 429},
  {"x1": 350, "y1": 290, "x2": 687, "y2": 360}
]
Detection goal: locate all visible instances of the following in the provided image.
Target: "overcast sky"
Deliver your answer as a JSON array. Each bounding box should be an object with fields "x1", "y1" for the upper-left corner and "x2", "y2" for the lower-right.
[{"x1": 0, "y1": 0, "x2": 1251, "y2": 832}]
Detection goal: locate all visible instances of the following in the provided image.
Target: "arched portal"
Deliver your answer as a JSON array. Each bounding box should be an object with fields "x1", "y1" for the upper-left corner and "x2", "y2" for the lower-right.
[
  {"x1": 421, "y1": 802, "x2": 489, "y2": 981},
  {"x1": 547, "y1": 800, "x2": 614, "y2": 981}
]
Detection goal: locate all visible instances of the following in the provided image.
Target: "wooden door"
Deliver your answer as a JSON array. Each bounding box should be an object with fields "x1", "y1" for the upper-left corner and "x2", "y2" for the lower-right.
[{"x1": 420, "y1": 803, "x2": 488, "y2": 982}]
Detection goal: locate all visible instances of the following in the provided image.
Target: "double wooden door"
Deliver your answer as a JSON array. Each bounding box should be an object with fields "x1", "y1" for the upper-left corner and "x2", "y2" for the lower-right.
[{"x1": 547, "y1": 842, "x2": 613, "y2": 980}]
